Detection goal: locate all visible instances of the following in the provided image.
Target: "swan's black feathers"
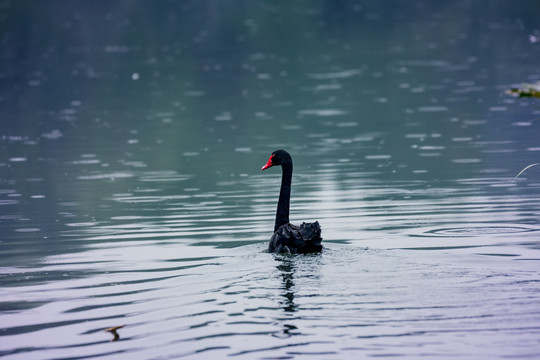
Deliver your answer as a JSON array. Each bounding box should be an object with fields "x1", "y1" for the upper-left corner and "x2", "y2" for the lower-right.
[{"x1": 269, "y1": 221, "x2": 323, "y2": 254}]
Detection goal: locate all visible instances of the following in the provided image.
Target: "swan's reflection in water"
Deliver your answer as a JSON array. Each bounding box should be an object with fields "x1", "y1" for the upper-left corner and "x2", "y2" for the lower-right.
[
  {"x1": 274, "y1": 256, "x2": 298, "y2": 338},
  {"x1": 272, "y1": 253, "x2": 322, "y2": 338},
  {"x1": 276, "y1": 258, "x2": 297, "y2": 313}
]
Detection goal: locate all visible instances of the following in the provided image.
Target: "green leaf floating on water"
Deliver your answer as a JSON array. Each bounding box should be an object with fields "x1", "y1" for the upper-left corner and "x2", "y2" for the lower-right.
[{"x1": 506, "y1": 82, "x2": 540, "y2": 98}]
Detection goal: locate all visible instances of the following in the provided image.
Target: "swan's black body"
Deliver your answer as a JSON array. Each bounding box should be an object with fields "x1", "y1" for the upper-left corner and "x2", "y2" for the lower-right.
[
  {"x1": 262, "y1": 149, "x2": 323, "y2": 254},
  {"x1": 268, "y1": 221, "x2": 322, "y2": 254}
]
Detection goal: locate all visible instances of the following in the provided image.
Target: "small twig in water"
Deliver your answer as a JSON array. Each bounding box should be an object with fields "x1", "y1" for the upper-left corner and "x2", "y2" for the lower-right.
[
  {"x1": 513, "y1": 163, "x2": 539, "y2": 181},
  {"x1": 104, "y1": 325, "x2": 126, "y2": 342}
]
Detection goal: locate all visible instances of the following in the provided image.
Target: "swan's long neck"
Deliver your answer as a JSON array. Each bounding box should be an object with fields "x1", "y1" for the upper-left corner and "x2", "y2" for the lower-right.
[{"x1": 275, "y1": 158, "x2": 292, "y2": 231}]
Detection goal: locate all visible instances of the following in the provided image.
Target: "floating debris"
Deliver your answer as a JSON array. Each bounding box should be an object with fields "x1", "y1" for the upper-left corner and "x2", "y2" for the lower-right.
[
  {"x1": 513, "y1": 163, "x2": 539, "y2": 181},
  {"x1": 506, "y1": 82, "x2": 540, "y2": 98},
  {"x1": 104, "y1": 325, "x2": 126, "y2": 342}
]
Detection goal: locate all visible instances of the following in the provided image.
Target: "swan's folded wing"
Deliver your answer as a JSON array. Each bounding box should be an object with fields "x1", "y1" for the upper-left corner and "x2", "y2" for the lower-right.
[{"x1": 269, "y1": 222, "x2": 322, "y2": 254}]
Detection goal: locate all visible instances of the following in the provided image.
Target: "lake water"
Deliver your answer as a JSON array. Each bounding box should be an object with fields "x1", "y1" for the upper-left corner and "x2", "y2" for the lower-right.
[{"x1": 1, "y1": 1, "x2": 540, "y2": 359}]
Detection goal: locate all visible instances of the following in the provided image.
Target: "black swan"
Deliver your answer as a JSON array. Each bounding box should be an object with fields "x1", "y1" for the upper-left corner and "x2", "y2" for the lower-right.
[{"x1": 261, "y1": 149, "x2": 323, "y2": 254}]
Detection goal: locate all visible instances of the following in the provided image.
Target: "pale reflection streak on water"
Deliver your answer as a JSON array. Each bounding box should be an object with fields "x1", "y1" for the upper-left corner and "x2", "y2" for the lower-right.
[{"x1": 1, "y1": 165, "x2": 540, "y2": 359}]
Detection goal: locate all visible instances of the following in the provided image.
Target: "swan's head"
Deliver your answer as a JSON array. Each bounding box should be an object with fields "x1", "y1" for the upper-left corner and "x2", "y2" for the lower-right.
[{"x1": 262, "y1": 149, "x2": 291, "y2": 170}]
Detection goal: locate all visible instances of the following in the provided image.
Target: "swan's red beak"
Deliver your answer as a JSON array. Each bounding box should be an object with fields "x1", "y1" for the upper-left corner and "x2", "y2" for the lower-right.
[{"x1": 261, "y1": 154, "x2": 274, "y2": 171}]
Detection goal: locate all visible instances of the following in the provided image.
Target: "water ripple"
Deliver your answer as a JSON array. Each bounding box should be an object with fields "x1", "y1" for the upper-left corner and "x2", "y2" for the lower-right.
[{"x1": 419, "y1": 224, "x2": 540, "y2": 237}]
